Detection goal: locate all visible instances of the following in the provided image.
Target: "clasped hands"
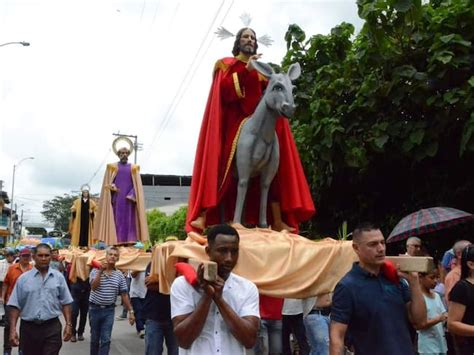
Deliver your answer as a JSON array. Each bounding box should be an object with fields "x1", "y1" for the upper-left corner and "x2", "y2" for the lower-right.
[{"x1": 196, "y1": 264, "x2": 224, "y2": 301}]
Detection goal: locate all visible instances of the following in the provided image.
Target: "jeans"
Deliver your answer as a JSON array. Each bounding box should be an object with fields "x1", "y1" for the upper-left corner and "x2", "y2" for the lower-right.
[
  {"x1": 304, "y1": 313, "x2": 330, "y2": 355},
  {"x1": 145, "y1": 319, "x2": 178, "y2": 355},
  {"x1": 130, "y1": 297, "x2": 145, "y2": 332},
  {"x1": 254, "y1": 319, "x2": 283, "y2": 355},
  {"x1": 282, "y1": 314, "x2": 310, "y2": 355},
  {"x1": 71, "y1": 281, "x2": 90, "y2": 336},
  {"x1": 89, "y1": 305, "x2": 115, "y2": 355}
]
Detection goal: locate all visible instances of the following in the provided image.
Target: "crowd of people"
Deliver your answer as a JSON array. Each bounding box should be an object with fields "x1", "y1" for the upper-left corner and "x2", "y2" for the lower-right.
[{"x1": 0, "y1": 224, "x2": 472, "y2": 355}]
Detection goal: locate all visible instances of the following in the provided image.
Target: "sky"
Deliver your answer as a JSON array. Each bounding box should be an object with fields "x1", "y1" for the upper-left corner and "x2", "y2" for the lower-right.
[{"x1": 0, "y1": 0, "x2": 363, "y2": 225}]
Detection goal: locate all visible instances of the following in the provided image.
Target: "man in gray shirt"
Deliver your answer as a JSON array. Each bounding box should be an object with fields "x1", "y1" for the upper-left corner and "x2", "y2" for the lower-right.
[{"x1": 8, "y1": 243, "x2": 73, "y2": 355}]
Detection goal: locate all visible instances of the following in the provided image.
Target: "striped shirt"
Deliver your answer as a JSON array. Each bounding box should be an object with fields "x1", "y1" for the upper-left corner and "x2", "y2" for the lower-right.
[{"x1": 89, "y1": 268, "x2": 128, "y2": 306}]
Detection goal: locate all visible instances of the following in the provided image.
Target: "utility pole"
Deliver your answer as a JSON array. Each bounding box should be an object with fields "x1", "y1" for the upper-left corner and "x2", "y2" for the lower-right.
[{"x1": 112, "y1": 132, "x2": 143, "y2": 164}]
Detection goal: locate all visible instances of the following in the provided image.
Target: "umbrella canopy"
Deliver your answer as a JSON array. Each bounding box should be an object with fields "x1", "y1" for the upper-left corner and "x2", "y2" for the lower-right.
[{"x1": 387, "y1": 207, "x2": 474, "y2": 243}]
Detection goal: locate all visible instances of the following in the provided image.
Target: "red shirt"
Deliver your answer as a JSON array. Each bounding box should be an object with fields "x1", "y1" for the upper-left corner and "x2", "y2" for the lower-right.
[
  {"x1": 3, "y1": 262, "x2": 33, "y2": 303},
  {"x1": 259, "y1": 294, "x2": 284, "y2": 320}
]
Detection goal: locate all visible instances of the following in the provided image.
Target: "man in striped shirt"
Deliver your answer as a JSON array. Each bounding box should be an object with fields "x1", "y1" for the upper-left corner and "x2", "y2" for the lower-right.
[{"x1": 89, "y1": 246, "x2": 135, "y2": 355}]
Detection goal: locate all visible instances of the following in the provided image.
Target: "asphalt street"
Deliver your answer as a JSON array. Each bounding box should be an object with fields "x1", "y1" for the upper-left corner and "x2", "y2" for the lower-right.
[{"x1": 0, "y1": 306, "x2": 146, "y2": 355}]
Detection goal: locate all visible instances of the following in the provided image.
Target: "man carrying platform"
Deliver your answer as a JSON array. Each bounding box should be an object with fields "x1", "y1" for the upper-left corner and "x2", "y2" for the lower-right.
[{"x1": 171, "y1": 224, "x2": 260, "y2": 354}]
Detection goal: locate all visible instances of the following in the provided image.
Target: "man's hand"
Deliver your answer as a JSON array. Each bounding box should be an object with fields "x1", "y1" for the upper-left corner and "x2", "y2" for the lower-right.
[
  {"x1": 128, "y1": 312, "x2": 135, "y2": 326},
  {"x1": 63, "y1": 324, "x2": 72, "y2": 342},
  {"x1": 197, "y1": 264, "x2": 215, "y2": 297},
  {"x1": 9, "y1": 330, "x2": 19, "y2": 347},
  {"x1": 210, "y1": 276, "x2": 225, "y2": 301},
  {"x1": 397, "y1": 270, "x2": 419, "y2": 285}
]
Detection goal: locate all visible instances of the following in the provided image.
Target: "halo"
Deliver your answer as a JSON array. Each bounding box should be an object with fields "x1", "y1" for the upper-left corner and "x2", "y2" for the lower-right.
[
  {"x1": 80, "y1": 184, "x2": 91, "y2": 192},
  {"x1": 112, "y1": 136, "x2": 134, "y2": 156}
]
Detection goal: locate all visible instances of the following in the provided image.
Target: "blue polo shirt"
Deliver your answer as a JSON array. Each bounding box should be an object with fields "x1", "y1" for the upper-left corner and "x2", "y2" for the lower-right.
[{"x1": 331, "y1": 263, "x2": 414, "y2": 355}]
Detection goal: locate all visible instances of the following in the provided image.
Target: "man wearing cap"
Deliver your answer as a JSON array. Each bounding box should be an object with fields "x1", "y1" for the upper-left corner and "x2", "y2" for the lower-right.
[
  {"x1": 94, "y1": 147, "x2": 149, "y2": 245},
  {"x1": 7, "y1": 243, "x2": 73, "y2": 355},
  {"x1": 70, "y1": 186, "x2": 97, "y2": 247},
  {"x1": 1, "y1": 248, "x2": 29, "y2": 355}
]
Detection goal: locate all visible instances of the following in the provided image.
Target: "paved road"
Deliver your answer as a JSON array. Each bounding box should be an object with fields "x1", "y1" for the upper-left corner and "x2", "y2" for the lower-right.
[
  {"x1": 61, "y1": 306, "x2": 145, "y2": 354},
  {"x1": 0, "y1": 306, "x2": 146, "y2": 355}
]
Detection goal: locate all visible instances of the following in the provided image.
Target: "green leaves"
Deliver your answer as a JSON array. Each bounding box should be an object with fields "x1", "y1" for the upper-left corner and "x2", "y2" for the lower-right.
[
  {"x1": 393, "y1": 0, "x2": 414, "y2": 13},
  {"x1": 282, "y1": 0, "x2": 474, "y2": 236}
]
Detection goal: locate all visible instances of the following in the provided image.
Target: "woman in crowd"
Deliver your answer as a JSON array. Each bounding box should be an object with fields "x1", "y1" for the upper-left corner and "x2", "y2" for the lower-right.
[{"x1": 447, "y1": 244, "x2": 474, "y2": 355}]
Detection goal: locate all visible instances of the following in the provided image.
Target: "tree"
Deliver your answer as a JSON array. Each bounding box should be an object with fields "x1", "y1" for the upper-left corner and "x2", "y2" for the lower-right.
[
  {"x1": 41, "y1": 194, "x2": 77, "y2": 232},
  {"x1": 147, "y1": 206, "x2": 187, "y2": 243},
  {"x1": 281, "y1": 0, "x2": 474, "y2": 237}
]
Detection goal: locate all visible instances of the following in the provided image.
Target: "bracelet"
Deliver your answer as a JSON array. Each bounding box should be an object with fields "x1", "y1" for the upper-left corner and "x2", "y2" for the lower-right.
[
  {"x1": 129, "y1": 310, "x2": 134, "y2": 314},
  {"x1": 66, "y1": 323, "x2": 73, "y2": 327}
]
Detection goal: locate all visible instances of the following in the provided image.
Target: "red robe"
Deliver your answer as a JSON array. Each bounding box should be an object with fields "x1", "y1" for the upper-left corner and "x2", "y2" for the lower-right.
[{"x1": 186, "y1": 55, "x2": 315, "y2": 232}]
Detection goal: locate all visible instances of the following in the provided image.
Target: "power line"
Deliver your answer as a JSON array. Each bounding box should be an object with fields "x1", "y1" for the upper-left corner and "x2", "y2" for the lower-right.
[
  {"x1": 87, "y1": 148, "x2": 112, "y2": 185},
  {"x1": 153, "y1": 0, "x2": 235, "y2": 145},
  {"x1": 142, "y1": 0, "x2": 230, "y2": 165}
]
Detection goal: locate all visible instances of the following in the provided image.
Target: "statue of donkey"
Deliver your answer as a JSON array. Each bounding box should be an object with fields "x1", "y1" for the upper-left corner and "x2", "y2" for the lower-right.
[{"x1": 233, "y1": 61, "x2": 301, "y2": 227}]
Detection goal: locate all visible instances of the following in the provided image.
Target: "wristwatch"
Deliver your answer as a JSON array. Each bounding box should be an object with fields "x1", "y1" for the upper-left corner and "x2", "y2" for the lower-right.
[
  {"x1": 129, "y1": 310, "x2": 134, "y2": 314},
  {"x1": 66, "y1": 323, "x2": 73, "y2": 327}
]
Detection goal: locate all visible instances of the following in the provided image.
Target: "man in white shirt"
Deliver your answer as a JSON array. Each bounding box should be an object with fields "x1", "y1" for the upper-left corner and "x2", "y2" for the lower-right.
[{"x1": 171, "y1": 224, "x2": 260, "y2": 354}]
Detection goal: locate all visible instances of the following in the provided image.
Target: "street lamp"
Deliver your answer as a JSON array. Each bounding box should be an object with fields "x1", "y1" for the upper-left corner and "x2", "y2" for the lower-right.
[
  {"x1": 0, "y1": 41, "x2": 30, "y2": 47},
  {"x1": 10, "y1": 157, "x2": 34, "y2": 240}
]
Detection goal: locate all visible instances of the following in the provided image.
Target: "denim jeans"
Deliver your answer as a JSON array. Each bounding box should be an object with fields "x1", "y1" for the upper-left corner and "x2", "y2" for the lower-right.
[
  {"x1": 89, "y1": 305, "x2": 115, "y2": 355},
  {"x1": 130, "y1": 297, "x2": 145, "y2": 332},
  {"x1": 282, "y1": 314, "x2": 310, "y2": 355},
  {"x1": 254, "y1": 319, "x2": 283, "y2": 355},
  {"x1": 71, "y1": 281, "x2": 90, "y2": 336},
  {"x1": 145, "y1": 319, "x2": 178, "y2": 355},
  {"x1": 304, "y1": 313, "x2": 330, "y2": 355}
]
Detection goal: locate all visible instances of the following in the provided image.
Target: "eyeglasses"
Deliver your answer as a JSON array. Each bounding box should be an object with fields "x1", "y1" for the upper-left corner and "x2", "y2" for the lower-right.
[
  {"x1": 409, "y1": 244, "x2": 422, "y2": 248},
  {"x1": 20, "y1": 254, "x2": 31, "y2": 257}
]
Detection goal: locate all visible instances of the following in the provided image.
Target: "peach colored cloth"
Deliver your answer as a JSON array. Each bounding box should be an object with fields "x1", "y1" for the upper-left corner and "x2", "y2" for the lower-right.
[
  {"x1": 151, "y1": 227, "x2": 358, "y2": 298},
  {"x1": 61, "y1": 247, "x2": 151, "y2": 282}
]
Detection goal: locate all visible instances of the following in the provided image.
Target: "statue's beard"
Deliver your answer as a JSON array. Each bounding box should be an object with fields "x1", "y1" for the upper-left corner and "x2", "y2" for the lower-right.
[{"x1": 240, "y1": 44, "x2": 256, "y2": 56}]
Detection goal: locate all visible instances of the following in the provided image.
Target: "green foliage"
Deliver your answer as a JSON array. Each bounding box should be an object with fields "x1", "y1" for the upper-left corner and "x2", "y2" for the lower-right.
[
  {"x1": 41, "y1": 194, "x2": 77, "y2": 231},
  {"x1": 147, "y1": 206, "x2": 187, "y2": 244},
  {"x1": 282, "y1": 0, "x2": 474, "y2": 235}
]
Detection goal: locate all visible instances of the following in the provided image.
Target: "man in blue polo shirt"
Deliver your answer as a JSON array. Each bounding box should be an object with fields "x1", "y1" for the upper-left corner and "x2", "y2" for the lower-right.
[{"x1": 329, "y1": 222, "x2": 427, "y2": 355}]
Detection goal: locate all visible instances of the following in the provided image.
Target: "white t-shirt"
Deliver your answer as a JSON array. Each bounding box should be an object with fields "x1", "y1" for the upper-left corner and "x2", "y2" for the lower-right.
[
  {"x1": 417, "y1": 292, "x2": 448, "y2": 354},
  {"x1": 129, "y1": 271, "x2": 147, "y2": 299},
  {"x1": 171, "y1": 272, "x2": 260, "y2": 355}
]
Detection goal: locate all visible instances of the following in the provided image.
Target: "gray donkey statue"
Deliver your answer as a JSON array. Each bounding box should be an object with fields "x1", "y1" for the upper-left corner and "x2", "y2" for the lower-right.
[{"x1": 233, "y1": 61, "x2": 301, "y2": 228}]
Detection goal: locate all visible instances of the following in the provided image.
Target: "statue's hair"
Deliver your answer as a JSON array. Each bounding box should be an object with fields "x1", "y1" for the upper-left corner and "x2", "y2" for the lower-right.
[{"x1": 232, "y1": 27, "x2": 258, "y2": 56}]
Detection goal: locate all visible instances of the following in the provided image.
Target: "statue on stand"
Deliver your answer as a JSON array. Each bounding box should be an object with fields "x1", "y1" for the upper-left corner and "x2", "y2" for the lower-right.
[
  {"x1": 186, "y1": 27, "x2": 315, "y2": 233},
  {"x1": 70, "y1": 184, "x2": 97, "y2": 247},
  {"x1": 93, "y1": 137, "x2": 149, "y2": 245}
]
